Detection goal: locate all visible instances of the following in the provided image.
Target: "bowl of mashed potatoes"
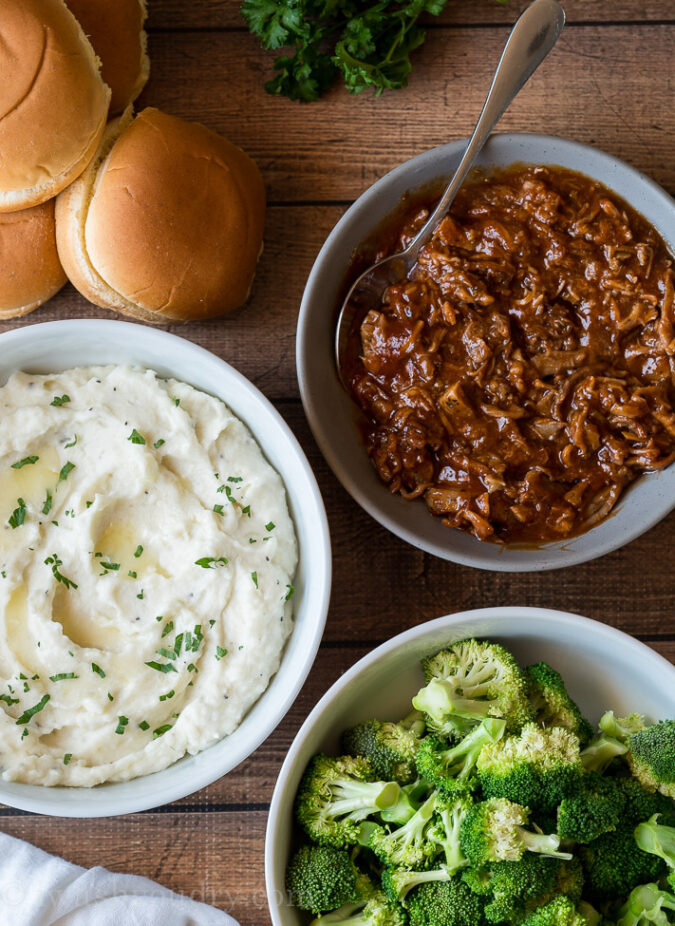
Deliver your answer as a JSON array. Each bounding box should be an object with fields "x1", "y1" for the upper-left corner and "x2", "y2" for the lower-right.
[{"x1": 0, "y1": 319, "x2": 331, "y2": 816}]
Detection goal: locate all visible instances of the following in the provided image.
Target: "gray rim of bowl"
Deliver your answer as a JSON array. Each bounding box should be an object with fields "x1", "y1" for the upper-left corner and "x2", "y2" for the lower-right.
[
  {"x1": 0, "y1": 319, "x2": 332, "y2": 816},
  {"x1": 264, "y1": 604, "x2": 675, "y2": 922},
  {"x1": 296, "y1": 132, "x2": 675, "y2": 572}
]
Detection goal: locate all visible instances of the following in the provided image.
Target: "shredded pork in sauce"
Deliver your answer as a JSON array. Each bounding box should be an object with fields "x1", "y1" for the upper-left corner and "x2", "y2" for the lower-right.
[{"x1": 346, "y1": 166, "x2": 675, "y2": 544}]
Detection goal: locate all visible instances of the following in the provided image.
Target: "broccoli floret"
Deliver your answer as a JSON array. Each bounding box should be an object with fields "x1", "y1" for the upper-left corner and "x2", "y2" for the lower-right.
[
  {"x1": 578, "y1": 826, "x2": 667, "y2": 903},
  {"x1": 286, "y1": 844, "x2": 359, "y2": 913},
  {"x1": 520, "y1": 895, "x2": 589, "y2": 926},
  {"x1": 556, "y1": 772, "x2": 625, "y2": 844},
  {"x1": 634, "y1": 813, "x2": 675, "y2": 873},
  {"x1": 459, "y1": 798, "x2": 572, "y2": 867},
  {"x1": 369, "y1": 794, "x2": 439, "y2": 869},
  {"x1": 310, "y1": 886, "x2": 408, "y2": 925},
  {"x1": 413, "y1": 639, "x2": 533, "y2": 738},
  {"x1": 415, "y1": 719, "x2": 506, "y2": 795},
  {"x1": 343, "y1": 713, "x2": 426, "y2": 785},
  {"x1": 526, "y1": 662, "x2": 594, "y2": 747},
  {"x1": 576, "y1": 901, "x2": 602, "y2": 926},
  {"x1": 627, "y1": 720, "x2": 675, "y2": 799},
  {"x1": 477, "y1": 724, "x2": 582, "y2": 813},
  {"x1": 380, "y1": 779, "x2": 430, "y2": 826},
  {"x1": 464, "y1": 855, "x2": 583, "y2": 924},
  {"x1": 580, "y1": 733, "x2": 628, "y2": 773},
  {"x1": 381, "y1": 864, "x2": 453, "y2": 905},
  {"x1": 406, "y1": 876, "x2": 488, "y2": 926},
  {"x1": 427, "y1": 794, "x2": 472, "y2": 875},
  {"x1": 295, "y1": 754, "x2": 401, "y2": 848},
  {"x1": 598, "y1": 711, "x2": 647, "y2": 740},
  {"x1": 618, "y1": 777, "x2": 675, "y2": 825},
  {"x1": 614, "y1": 882, "x2": 675, "y2": 926}
]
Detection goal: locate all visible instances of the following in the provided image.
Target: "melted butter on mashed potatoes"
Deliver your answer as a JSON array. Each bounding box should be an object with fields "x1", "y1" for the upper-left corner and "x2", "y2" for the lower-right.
[{"x1": 0, "y1": 366, "x2": 297, "y2": 786}]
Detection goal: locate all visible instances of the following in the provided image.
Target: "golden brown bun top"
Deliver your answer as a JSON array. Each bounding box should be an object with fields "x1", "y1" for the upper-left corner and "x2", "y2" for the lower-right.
[
  {"x1": 84, "y1": 108, "x2": 266, "y2": 321},
  {"x1": 0, "y1": 201, "x2": 67, "y2": 316},
  {"x1": 0, "y1": 0, "x2": 110, "y2": 210},
  {"x1": 65, "y1": 0, "x2": 149, "y2": 115}
]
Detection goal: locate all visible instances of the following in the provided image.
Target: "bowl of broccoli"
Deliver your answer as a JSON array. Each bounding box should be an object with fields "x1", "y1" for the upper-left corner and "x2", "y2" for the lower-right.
[{"x1": 265, "y1": 606, "x2": 675, "y2": 925}]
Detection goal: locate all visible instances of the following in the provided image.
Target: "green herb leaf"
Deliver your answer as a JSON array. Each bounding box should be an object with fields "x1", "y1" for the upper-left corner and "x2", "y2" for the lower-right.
[
  {"x1": 44, "y1": 553, "x2": 78, "y2": 590},
  {"x1": 285, "y1": 584, "x2": 295, "y2": 600},
  {"x1": 42, "y1": 490, "x2": 53, "y2": 515},
  {"x1": 58, "y1": 462, "x2": 75, "y2": 483},
  {"x1": 265, "y1": 521, "x2": 276, "y2": 532},
  {"x1": 139, "y1": 720, "x2": 150, "y2": 731},
  {"x1": 65, "y1": 435, "x2": 78, "y2": 448},
  {"x1": 215, "y1": 646, "x2": 228, "y2": 661},
  {"x1": 213, "y1": 504, "x2": 224, "y2": 515},
  {"x1": 153, "y1": 723, "x2": 173, "y2": 738},
  {"x1": 51, "y1": 395, "x2": 70, "y2": 407},
  {"x1": 251, "y1": 571, "x2": 259, "y2": 589},
  {"x1": 128, "y1": 570, "x2": 137, "y2": 578},
  {"x1": 100, "y1": 562, "x2": 120, "y2": 573},
  {"x1": 115, "y1": 715, "x2": 129, "y2": 734},
  {"x1": 195, "y1": 557, "x2": 229, "y2": 569},
  {"x1": 227, "y1": 476, "x2": 243, "y2": 483},
  {"x1": 128, "y1": 429, "x2": 146, "y2": 445},
  {"x1": 153, "y1": 438, "x2": 165, "y2": 449},
  {"x1": 134, "y1": 545, "x2": 143, "y2": 558},
  {"x1": 145, "y1": 661, "x2": 178, "y2": 674},
  {"x1": 63, "y1": 753, "x2": 72, "y2": 765},
  {"x1": 92, "y1": 663, "x2": 106, "y2": 678},
  {"x1": 16, "y1": 694, "x2": 50, "y2": 725},
  {"x1": 161, "y1": 620, "x2": 174, "y2": 639},
  {"x1": 11, "y1": 456, "x2": 39, "y2": 469},
  {"x1": 0, "y1": 693, "x2": 19, "y2": 706},
  {"x1": 49, "y1": 673, "x2": 79, "y2": 682},
  {"x1": 8, "y1": 498, "x2": 26, "y2": 529},
  {"x1": 159, "y1": 689, "x2": 175, "y2": 702},
  {"x1": 107, "y1": 692, "x2": 114, "y2": 702}
]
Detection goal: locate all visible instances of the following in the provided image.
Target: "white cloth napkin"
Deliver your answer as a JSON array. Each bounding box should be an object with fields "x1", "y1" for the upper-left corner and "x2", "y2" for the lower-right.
[{"x1": 0, "y1": 831, "x2": 240, "y2": 925}]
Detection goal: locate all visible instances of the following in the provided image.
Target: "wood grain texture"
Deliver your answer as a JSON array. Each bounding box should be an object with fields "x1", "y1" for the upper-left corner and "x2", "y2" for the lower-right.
[
  {"x1": 0, "y1": 4, "x2": 673, "y2": 925},
  {"x1": 136, "y1": 25, "x2": 675, "y2": 202},
  {"x1": 150, "y1": 0, "x2": 674, "y2": 30}
]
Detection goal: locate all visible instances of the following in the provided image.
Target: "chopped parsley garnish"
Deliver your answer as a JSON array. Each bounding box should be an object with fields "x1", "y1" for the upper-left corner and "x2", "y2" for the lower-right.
[
  {"x1": 0, "y1": 693, "x2": 19, "y2": 706},
  {"x1": 137, "y1": 590, "x2": 144, "y2": 600},
  {"x1": 172, "y1": 397, "x2": 180, "y2": 406},
  {"x1": 42, "y1": 490, "x2": 53, "y2": 516},
  {"x1": 58, "y1": 462, "x2": 75, "y2": 483},
  {"x1": 223, "y1": 486, "x2": 236, "y2": 504},
  {"x1": 195, "y1": 556, "x2": 228, "y2": 569},
  {"x1": 153, "y1": 723, "x2": 173, "y2": 738},
  {"x1": 156, "y1": 647, "x2": 177, "y2": 661},
  {"x1": 115, "y1": 715, "x2": 129, "y2": 734},
  {"x1": 241, "y1": 505, "x2": 251, "y2": 517},
  {"x1": 251, "y1": 571, "x2": 259, "y2": 589},
  {"x1": 228, "y1": 476, "x2": 243, "y2": 483},
  {"x1": 249, "y1": 538, "x2": 257, "y2": 544},
  {"x1": 16, "y1": 694, "x2": 50, "y2": 725},
  {"x1": 134, "y1": 545, "x2": 143, "y2": 558},
  {"x1": 49, "y1": 673, "x2": 79, "y2": 682},
  {"x1": 174, "y1": 633, "x2": 184, "y2": 656},
  {"x1": 99, "y1": 561, "x2": 120, "y2": 574},
  {"x1": 86, "y1": 500, "x2": 93, "y2": 508},
  {"x1": 139, "y1": 720, "x2": 150, "y2": 731},
  {"x1": 153, "y1": 438, "x2": 165, "y2": 449},
  {"x1": 45, "y1": 554, "x2": 78, "y2": 590},
  {"x1": 21, "y1": 728, "x2": 29, "y2": 739},
  {"x1": 159, "y1": 689, "x2": 175, "y2": 701},
  {"x1": 128, "y1": 429, "x2": 146, "y2": 445},
  {"x1": 155, "y1": 615, "x2": 163, "y2": 622},
  {"x1": 63, "y1": 753, "x2": 72, "y2": 765},
  {"x1": 161, "y1": 620, "x2": 174, "y2": 639},
  {"x1": 65, "y1": 435, "x2": 78, "y2": 448},
  {"x1": 92, "y1": 663, "x2": 106, "y2": 678},
  {"x1": 11, "y1": 456, "x2": 38, "y2": 469},
  {"x1": 107, "y1": 692, "x2": 114, "y2": 702},
  {"x1": 209, "y1": 619, "x2": 216, "y2": 627},
  {"x1": 185, "y1": 625, "x2": 204, "y2": 653},
  {"x1": 215, "y1": 646, "x2": 228, "y2": 661},
  {"x1": 187, "y1": 663, "x2": 197, "y2": 673},
  {"x1": 51, "y1": 395, "x2": 70, "y2": 407},
  {"x1": 285, "y1": 584, "x2": 295, "y2": 600},
  {"x1": 145, "y1": 660, "x2": 178, "y2": 674},
  {"x1": 128, "y1": 570, "x2": 137, "y2": 578},
  {"x1": 213, "y1": 504, "x2": 224, "y2": 515},
  {"x1": 265, "y1": 521, "x2": 276, "y2": 532},
  {"x1": 8, "y1": 498, "x2": 26, "y2": 529}
]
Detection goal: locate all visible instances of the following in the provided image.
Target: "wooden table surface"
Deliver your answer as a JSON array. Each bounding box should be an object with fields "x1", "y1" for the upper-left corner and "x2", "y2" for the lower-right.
[{"x1": 1, "y1": 1, "x2": 674, "y2": 922}]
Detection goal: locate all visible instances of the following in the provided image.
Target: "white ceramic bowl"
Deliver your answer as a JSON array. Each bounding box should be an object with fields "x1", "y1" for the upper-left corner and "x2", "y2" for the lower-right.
[
  {"x1": 265, "y1": 605, "x2": 675, "y2": 924},
  {"x1": 297, "y1": 133, "x2": 675, "y2": 571},
  {"x1": 0, "y1": 319, "x2": 331, "y2": 817}
]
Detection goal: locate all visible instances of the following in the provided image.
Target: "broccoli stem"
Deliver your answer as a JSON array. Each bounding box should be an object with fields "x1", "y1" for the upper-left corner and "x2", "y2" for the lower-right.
[
  {"x1": 634, "y1": 814, "x2": 675, "y2": 870},
  {"x1": 518, "y1": 827, "x2": 573, "y2": 860},
  {"x1": 309, "y1": 900, "x2": 366, "y2": 925},
  {"x1": 391, "y1": 866, "x2": 452, "y2": 902},
  {"x1": 439, "y1": 718, "x2": 506, "y2": 779},
  {"x1": 328, "y1": 779, "x2": 400, "y2": 821},
  {"x1": 580, "y1": 734, "x2": 628, "y2": 772},
  {"x1": 431, "y1": 803, "x2": 469, "y2": 873}
]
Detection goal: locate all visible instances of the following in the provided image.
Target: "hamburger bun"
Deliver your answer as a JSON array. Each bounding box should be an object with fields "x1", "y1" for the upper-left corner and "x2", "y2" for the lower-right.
[
  {"x1": 0, "y1": 201, "x2": 67, "y2": 318},
  {"x1": 0, "y1": 0, "x2": 111, "y2": 212},
  {"x1": 56, "y1": 108, "x2": 266, "y2": 323},
  {"x1": 65, "y1": 0, "x2": 149, "y2": 115}
]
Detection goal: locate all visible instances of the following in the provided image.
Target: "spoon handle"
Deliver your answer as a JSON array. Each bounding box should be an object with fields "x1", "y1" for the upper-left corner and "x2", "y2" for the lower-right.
[{"x1": 408, "y1": 0, "x2": 565, "y2": 260}]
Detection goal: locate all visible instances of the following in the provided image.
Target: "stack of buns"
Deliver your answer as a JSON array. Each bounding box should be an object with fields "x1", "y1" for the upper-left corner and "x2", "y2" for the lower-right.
[{"x1": 0, "y1": 0, "x2": 265, "y2": 323}]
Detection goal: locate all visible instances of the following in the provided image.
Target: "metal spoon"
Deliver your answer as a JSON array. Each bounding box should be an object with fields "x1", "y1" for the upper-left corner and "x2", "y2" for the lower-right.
[{"x1": 335, "y1": 0, "x2": 565, "y2": 386}]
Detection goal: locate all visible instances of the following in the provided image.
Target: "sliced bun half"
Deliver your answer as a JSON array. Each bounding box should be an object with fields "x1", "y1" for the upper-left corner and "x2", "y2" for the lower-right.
[
  {"x1": 65, "y1": 0, "x2": 149, "y2": 115},
  {"x1": 56, "y1": 107, "x2": 266, "y2": 323},
  {"x1": 0, "y1": 0, "x2": 111, "y2": 212},
  {"x1": 0, "y1": 200, "x2": 67, "y2": 318}
]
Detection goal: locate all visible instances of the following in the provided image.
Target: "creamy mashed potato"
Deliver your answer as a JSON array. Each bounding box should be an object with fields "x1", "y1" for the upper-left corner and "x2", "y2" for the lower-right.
[{"x1": 0, "y1": 366, "x2": 297, "y2": 786}]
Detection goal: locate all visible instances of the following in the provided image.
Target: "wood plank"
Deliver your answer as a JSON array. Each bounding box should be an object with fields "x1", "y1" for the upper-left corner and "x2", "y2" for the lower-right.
[
  {"x1": 150, "y1": 0, "x2": 673, "y2": 30},
  {"x1": 139, "y1": 25, "x2": 675, "y2": 202}
]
